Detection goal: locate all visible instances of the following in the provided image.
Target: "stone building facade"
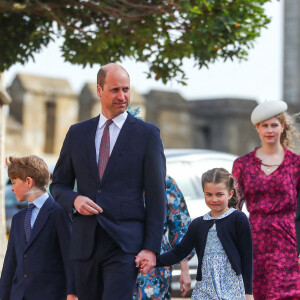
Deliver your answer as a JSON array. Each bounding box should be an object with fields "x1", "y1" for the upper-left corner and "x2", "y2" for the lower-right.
[
  {"x1": 189, "y1": 98, "x2": 259, "y2": 155},
  {"x1": 78, "y1": 83, "x2": 258, "y2": 156},
  {"x1": 284, "y1": 0, "x2": 300, "y2": 106},
  {"x1": 7, "y1": 74, "x2": 78, "y2": 159},
  {"x1": 6, "y1": 74, "x2": 260, "y2": 160}
]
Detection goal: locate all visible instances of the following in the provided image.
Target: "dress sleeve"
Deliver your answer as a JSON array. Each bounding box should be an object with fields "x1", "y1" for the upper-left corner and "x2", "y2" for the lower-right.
[
  {"x1": 295, "y1": 193, "x2": 300, "y2": 255},
  {"x1": 166, "y1": 175, "x2": 195, "y2": 261},
  {"x1": 232, "y1": 158, "x2": 246, "y2": 210},
  {"x1": 295, "y1": 155, "x2": 300, "y2": 254}
]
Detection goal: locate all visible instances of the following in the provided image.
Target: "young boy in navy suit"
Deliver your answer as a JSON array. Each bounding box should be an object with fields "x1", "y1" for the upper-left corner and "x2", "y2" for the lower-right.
[{"x1": 0, "y1": 155, "x2": 77, "y2": 300}]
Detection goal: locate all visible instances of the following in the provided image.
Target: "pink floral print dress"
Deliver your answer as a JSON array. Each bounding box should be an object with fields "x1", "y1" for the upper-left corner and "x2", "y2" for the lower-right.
[{"x1": 232, "y1": 148, "x2": 300, "y2": 300}]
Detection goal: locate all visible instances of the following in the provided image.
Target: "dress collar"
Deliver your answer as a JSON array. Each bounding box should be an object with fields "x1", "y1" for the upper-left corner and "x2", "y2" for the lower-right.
[{"x1": 203, "y1": 207, "x2": 236, "y2": 220}]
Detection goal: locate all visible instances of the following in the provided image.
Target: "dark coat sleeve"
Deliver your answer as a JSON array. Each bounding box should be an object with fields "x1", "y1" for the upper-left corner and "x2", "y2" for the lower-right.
[
  {"x1": 156, "y1": 220, "x2": 197, "y2": 267},
  {"x1": 0, "y1": 217, "x2": 17, "y2": 300},
  {"x1": 50, "y1": 127, "x2": 79, "y2": 214},
  {"x1": 236, "y1": 212, "x2": 253, "y2": 295},
  {"x1": 54, "y1": 204, "x2": 76, "y2": 295},
  {"x1": 142, "y1": 126, "x2": 166, "y2": 253}
]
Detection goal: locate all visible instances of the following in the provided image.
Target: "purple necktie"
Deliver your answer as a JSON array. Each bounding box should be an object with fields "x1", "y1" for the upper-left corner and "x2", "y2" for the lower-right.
[
  {"x1": 24, "y1": 203, "x2": 35, "y2": 243},
  {"x1": 99, "y1": 119, "x2": 113, "y2": 180}
]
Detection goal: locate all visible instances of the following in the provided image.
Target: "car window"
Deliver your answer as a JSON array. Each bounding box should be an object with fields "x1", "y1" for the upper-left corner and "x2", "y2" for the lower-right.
[{"x1": 166, "y1": 161, "x2": 198, "y2": 201}]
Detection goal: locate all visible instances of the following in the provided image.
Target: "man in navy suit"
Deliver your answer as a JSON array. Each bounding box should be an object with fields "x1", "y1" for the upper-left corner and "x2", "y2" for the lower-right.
[
  {"x1": 0, "y1": 155, "x2": 76, "y2": 300},
  {"x1": 50, "y1": 63, "x2": 166, "y2": 300}
]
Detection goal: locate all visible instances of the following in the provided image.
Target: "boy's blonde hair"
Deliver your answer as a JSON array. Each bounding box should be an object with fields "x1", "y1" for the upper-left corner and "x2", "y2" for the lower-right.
[{"x1": 7, "y1": 155, "x2": 50, "y2": 192}]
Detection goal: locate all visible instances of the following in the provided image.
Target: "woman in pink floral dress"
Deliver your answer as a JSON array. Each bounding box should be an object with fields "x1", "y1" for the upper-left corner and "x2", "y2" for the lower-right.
[{"x1": 232, "y1": 101, "x2": 300, "y2": 300}]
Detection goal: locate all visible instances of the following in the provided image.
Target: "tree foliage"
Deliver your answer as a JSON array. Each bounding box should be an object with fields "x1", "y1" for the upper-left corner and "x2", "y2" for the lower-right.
[{"x1": 0, "y1": 0, "x2": 272, "y2": 84}]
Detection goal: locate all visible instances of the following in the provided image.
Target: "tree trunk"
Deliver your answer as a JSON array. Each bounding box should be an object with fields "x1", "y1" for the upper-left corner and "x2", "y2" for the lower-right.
[{"x1": 0, "y1": 72, "x2": 8, "y2": 272}]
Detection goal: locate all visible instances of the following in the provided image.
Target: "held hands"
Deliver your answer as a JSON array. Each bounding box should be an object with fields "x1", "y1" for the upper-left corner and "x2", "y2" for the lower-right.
[
  {"x1": 135, "y1": 249, "x2": 156, "y2": 275},
  {"x1": 66, "y1": 294, "x2": 78, "y2": 300},
  {"x1": 74, "y1": 195, "x2": 103, "y2": 215}
]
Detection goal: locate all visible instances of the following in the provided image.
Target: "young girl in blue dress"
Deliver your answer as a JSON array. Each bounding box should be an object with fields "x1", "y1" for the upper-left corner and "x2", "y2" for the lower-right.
[{"x1": 141, "y1": 168, "x2": 253, "y2": 300}]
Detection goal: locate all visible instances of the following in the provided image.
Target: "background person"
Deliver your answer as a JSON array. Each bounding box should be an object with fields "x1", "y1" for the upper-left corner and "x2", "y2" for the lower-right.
[
  {"x1": 134, "y1": 175, "x2": 194, "y2": 299},
  {"x1": 232, "y1": 100, "x2": 300, "y2": 299},
  {"x1": 50, "y1": 63, "x2": 166, "y2": 300},
  {"x1": 143, "y1": 168, "x2": 253, "y2": 300}
]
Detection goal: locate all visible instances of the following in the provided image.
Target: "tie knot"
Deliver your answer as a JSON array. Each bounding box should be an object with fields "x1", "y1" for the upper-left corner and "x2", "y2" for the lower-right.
[
  {"x1": 27, "y1": 203, "x2": 35, "y2": 211},
  {"x1": 105, "y1": 119, "x2": 113, "y2": 128}
]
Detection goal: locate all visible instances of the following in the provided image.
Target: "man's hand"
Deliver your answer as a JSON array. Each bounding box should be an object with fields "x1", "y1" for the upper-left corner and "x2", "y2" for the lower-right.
[
  {"x1": 74, "y1": 195, "x2": 103, "y2": 215},
  {"x1": 180, "y1": 261, "x2": 191, "y2": 297},
  {"x1": 135, "y1": 249, "x2": 156, "y2": 274},
  {"x1": 66, "y1": 294, "x2": 78, "y2": 300}
]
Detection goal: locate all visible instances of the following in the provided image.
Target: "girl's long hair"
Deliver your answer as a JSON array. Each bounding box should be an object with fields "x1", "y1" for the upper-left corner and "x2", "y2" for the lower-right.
[{"x1": 201, "y1": 168, "x2": 239, "y2": 208}]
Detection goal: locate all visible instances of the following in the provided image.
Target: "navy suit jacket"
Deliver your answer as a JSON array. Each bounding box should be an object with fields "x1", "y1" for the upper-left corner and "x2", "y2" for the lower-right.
[
  {"x1": 0, "y1": 196, "x2": 74, "y2": 300},
  {"x1": 50, "y1": 112, "x2": 166, "y2": 260}
]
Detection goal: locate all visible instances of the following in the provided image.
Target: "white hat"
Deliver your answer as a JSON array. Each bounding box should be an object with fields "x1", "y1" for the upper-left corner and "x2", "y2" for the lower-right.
[{"x1": 251, "y1": 101, "x2": 288, "y2": 125}]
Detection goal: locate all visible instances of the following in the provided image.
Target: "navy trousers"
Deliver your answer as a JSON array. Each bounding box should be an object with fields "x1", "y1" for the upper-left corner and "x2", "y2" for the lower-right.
[{"x1": 72, "y1": 224, "x2": 138, "y2": 300}]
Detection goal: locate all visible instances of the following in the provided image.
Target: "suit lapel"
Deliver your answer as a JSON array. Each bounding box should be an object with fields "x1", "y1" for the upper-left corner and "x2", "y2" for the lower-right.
[
  {"x1": 16, "y1": 209, "x2": 27, "y2": 248},
  {"x1": 25, "y1": 196, "x2": 54, "y2": 249},
  {"x1": 86, "y1": 115, "x2": 101, "y2": 186},
  {"x1": 100, "y1": 113, "x2": 136, "y2": 186}
]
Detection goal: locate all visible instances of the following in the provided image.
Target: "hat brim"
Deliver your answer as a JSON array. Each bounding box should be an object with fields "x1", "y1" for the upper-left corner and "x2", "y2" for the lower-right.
[{"x1": 251, "y1": 101, "x2": 288, "y2": 125}]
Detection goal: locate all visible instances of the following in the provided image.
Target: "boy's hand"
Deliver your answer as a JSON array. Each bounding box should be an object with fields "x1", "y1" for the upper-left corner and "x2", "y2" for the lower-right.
[
  {"x1": 74, "y1": 195, "x2": 103, "y2": 215},
  {"x1": 245, "y1": 294, "x2": 254, "y2": 300},
  {"x1": 67, "y1": 294, "x2": 78, "y2": 300}
]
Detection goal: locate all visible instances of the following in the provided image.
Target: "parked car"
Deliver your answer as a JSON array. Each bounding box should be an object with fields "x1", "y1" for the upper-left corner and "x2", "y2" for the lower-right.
[{"x1": 165, "y1": 149, "x2": 239, "y2": 297}]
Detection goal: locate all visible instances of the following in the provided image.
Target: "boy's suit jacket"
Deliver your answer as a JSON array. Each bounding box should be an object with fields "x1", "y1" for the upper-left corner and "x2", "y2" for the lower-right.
[
  {"x1": 0, "y1": 196, "x2": 74, "y2": 300},
  {"x1": 50, "y1": 112, "x2": 166, "y2": 260}
]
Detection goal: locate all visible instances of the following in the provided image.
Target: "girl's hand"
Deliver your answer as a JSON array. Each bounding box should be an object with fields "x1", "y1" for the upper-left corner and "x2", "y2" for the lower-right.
[
  {"x1": 298, "y1": 256, "x2": 300, "y2": 265},
  {"x1": 67, "y1": 294, "x2": 78, "y2": 300},
  {"x1": 245, "y1": 294, "x2": 254, "y2": 300},
  {"x1": 180, "y1": 261, "x2": 191, "y2": 297},
  {"x1": 140, "y1": 258, "x2": 149, "y2": 269}
]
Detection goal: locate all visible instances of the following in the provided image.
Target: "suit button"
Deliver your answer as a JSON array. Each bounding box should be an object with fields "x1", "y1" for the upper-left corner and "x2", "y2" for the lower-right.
[
  {"x1": 97, "y1": 189, "x2": 101, "y2": 194},
  {"x1": 24, "y1": 253, "x2": 28, "y2": 258},
  {"x1": 24, "y1": 274, "x2": 28, "y2": 278}
]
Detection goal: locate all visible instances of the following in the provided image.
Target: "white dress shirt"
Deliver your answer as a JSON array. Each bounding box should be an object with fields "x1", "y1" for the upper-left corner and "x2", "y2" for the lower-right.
[
  {"x1": 95, "y1": 111, "x2": 128, "y2": 164},
  {"x1": 30, "y1": 192, "x2": 49, "y2": 228}
]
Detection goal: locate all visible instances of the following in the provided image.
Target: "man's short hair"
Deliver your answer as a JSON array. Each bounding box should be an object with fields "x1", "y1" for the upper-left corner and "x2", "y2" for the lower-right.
[
  {"x1": 97, "y1": 68, "x2": 107, "y2": 90},
  {"x1": 97, "y1": 63, "x2": 130, "y2": 89},
  {"x1": 7, "y1": 155, "x2": 50, "y2": 192}
]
